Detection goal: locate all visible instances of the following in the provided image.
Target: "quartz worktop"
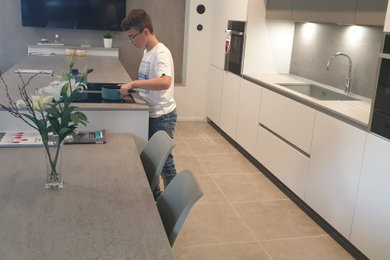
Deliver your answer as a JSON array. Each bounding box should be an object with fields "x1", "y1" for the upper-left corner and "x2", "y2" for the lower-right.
[
  {"x1": 0, "y1": 55, "x2": 149, "y2": 111},
  {"x1": 244, "y1": 73, "x2": 371, "y2": 130}
]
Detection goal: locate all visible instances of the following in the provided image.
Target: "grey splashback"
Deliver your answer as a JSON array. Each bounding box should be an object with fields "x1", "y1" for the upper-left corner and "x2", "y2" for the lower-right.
[
  {"x1": 0, "y1": 0, "x2": 184, "y2": 83},
  {"x1": 290, "y1": 22, "x2": 384, "y2": 98}
]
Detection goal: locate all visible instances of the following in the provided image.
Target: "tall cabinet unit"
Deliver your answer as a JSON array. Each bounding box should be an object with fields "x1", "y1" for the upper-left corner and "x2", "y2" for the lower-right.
[
  {"x1": 305, "y1": 112, "x2": 366, "y2": 238},
  {"x1": 209, "y1": 0, "x2": 228, "y2": 69},
  {"x1": 350, "y1": 133, "x2": 390, "y2": 260},
  {"x1": 228, "y1": 0, "x2": 248, "y2": 21}
]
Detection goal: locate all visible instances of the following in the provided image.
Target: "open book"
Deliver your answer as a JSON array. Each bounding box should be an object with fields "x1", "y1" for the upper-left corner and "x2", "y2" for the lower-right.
[
  {"x1": 64, "y1": 130, "x2": 106, "y2": 144},
  {"x1": 0, "y1": 132, "x2": 43, "y2": 147}
]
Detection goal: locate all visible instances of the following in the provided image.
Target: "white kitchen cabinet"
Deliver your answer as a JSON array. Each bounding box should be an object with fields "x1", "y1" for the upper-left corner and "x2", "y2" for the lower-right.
[
  {"x1": 209, "y1": 0, "x2": 228, "y2": 69},
  {"x1": 257, "y1": 125, "x2": 310, "y2": 199},
  {"x1": 266, "y1": 0, "x2": 293, "y2": 20},
  {"x1": 291, "y1": 0, "x2": 357, "y2": 24},
  {"x1": 354, "y1": 0, "x2": 387, "y2": 26},
  {"x1": 259, "y1": 88, "x2": 316, "y2": 154},
  {"x1": 350, "y1": 133, "x2": 390, "y2": 260},
  {"x1": 305, "y1": 112, "x2": 366, "y2": 238},
  {"x1": 236, "y1": 79, "x2": 262, "y2": 156},
  {"x1": 206, "y1": 65, "x2": 224, "y2": 126},
  {"x1": 228, "y1": 0, "x2": 248, "y2": 21},
  {"x1": 220, "y1": 72, "x2": 241, "y2": 140}
]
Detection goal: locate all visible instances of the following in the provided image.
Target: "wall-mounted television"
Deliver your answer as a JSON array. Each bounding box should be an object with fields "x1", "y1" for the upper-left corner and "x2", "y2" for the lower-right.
[{"x1": 21, "y1": 0, "x2": 126, "y2": 31}]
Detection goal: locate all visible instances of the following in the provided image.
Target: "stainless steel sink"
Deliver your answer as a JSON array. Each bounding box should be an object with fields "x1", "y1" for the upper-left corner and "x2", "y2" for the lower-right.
[{"x1": 277, "y1": 83, "x2": 359, "y2": 101}]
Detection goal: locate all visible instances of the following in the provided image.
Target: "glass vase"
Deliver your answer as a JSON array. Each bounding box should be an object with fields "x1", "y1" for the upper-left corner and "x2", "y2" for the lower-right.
[{"x1": 45, "y1": 135, "x2": 63, "y2": 189}]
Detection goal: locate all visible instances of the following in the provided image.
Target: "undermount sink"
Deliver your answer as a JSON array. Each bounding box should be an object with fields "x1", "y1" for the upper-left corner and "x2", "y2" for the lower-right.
[{"x1": 277, "y1": 83, "x2": 359, "y2": 101}]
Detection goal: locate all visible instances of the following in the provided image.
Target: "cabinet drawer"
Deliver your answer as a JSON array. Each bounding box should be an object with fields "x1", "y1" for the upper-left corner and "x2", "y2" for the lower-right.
[
  {"x1": 256, "y1": 125, "x2": 309, "y2": 199},
  {"x1": 259, "y1": 88, "x2": 315, "y2": 154}
]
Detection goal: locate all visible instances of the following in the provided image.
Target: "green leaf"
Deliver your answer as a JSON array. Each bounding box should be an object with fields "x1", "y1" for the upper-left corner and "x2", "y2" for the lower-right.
[
  {"x1": 21, "y1": 113, "x2": 39, "y2": 125},
  {"x1": 60, "y1": 127, "x2": 71, "y2": 135},
  {"x1": 74, "y1": 112, "x2": 88, "y2": 122},
  {"x1": 70, "y1": 113, "x2": 79, "y2": 124}
]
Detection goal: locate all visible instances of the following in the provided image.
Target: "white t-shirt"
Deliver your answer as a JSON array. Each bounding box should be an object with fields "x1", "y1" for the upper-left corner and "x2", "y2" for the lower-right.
[{"x1": 137, "y1": 43, "x2": 176, "y2": 118}]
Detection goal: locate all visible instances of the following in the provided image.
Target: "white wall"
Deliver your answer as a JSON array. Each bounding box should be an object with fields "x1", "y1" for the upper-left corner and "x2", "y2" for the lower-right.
[
  {"x1": 243, "y1": 0, "x2": 295, "y2": 74},
  {"x1": 175, "y1": 0, "x2": 211, "y2": 121},
  {"x1": 175, "y1": 0, "x2": 295, "y2": 121}
]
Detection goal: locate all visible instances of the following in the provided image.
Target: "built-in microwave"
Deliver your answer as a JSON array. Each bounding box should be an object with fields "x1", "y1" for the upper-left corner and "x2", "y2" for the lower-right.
[
  {"x1": 224, "y1": 20, "x2": 246, "y2": 76},
  {"x1": 370, "y1": 34, "x2": 390, "y2": 139}
]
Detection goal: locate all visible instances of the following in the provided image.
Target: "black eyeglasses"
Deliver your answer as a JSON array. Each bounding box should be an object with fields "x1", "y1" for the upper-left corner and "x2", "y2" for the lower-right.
[{"x1": 127, "y1": 31, "x2": 142, "y2": 42}]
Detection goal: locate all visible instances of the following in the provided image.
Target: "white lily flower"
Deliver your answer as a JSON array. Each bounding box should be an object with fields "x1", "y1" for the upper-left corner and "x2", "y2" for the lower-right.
[
  {"x1": 32, "y1": 95, "x2": 53, "y2": 111},
  {"x1": 41, "y1": 82, "x2": 63, "y2": 101},
  {"x1": 16, "y1": 99, "x2": 27, "y2": 109}
]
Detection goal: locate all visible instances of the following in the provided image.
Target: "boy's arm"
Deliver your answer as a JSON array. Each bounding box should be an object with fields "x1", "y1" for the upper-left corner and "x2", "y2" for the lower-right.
[{"x1": 120, "y1": 76, "x2": 171, "y2": 95}]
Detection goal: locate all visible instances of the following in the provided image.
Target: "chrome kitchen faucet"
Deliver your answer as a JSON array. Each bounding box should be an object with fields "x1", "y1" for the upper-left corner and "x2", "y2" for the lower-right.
[{"x1": 326, "y1": 51, "x2": 352, "y2": 94}]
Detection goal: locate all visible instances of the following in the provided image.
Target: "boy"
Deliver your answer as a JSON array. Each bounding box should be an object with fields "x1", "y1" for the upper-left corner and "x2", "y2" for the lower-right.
[{"x1": 120, "y1": 9, "x2": 177, "y2": 200}]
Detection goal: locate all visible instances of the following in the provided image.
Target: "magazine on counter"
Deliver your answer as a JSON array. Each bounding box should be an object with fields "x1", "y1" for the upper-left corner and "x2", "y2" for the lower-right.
[
  {"x1": 0, "y1": 132, "x2": 43, "y2": 147},
  {"x1": 64, "y1": 130, "x2": 106, "y2": 144}
]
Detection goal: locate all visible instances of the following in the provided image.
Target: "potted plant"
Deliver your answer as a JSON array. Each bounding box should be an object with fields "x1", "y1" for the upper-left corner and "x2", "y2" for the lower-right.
[
  {"x1": 0, "y1": 55, "x2": 89, "y2": 189},
  {"x1": 103, "y1": 32, "x2": 113, "y2": 48}
]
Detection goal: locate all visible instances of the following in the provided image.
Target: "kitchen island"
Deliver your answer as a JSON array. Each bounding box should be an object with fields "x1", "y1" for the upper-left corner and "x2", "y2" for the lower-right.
[
  {"x1": 0, "y1": 54, "x2": 150, "y2": 150},
  {"x1": 0, "y1": 133, "x2": 174, "y2": 259}
]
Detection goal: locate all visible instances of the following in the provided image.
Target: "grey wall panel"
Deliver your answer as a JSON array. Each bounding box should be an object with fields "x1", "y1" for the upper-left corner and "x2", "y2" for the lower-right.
[
  {"x1": 290, "y1": 23, "x2": 383, "y2": 98},
  {"x1": 0, "y1": 0, "x2": 185, "y2": 83}
]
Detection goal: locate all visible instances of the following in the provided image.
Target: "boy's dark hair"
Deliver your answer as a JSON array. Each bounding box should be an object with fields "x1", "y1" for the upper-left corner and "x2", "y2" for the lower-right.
[{"x1": 121, "y1": 9, "x2": 154, "y2": 33}]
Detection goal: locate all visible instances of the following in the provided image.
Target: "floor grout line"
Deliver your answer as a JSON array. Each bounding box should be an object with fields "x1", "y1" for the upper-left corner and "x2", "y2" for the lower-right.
[
  {"x1": 258, "y1": 234, "x2": 330, "y2": 243},
  {"x1": 208, "y1": 173, "x2": 275, "y2": 260}
]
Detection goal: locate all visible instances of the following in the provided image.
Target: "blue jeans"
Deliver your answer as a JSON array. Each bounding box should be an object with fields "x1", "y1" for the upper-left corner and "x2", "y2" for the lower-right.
[{"x1": 149, "y1": 109, "x2": 177, "y2": 199}]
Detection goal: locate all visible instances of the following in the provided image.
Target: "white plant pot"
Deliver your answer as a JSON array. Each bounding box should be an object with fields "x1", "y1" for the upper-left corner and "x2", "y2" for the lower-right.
[{"x1": 103, "y1": 38, "x2": 112, "y2": 48}]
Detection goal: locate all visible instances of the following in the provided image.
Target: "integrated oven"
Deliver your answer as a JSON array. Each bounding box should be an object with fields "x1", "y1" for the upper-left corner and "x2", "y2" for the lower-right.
[
  {"x1": 370, "y1": 34, "x2": 390, "y2": 139},
  {"x1": 224, "y1": 20, "x2": 246, "y2": 76}
]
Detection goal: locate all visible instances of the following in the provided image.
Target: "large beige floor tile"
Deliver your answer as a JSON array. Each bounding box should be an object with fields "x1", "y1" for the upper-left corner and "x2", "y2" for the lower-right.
[
  {"x1": 172, "y1": 137, "x2": 193, "y2": 156},
  {"x1": 185, "y1": 136, "x2": 236, "y2": 154},
  {"x1": 174, "y1": 155, "x2": 208, "y2": 176},
  {"x1": 261, "y1": 236, "x2": 353, "y2": 260},
  {"x1": 233, "y1": 200, "x2": 326, "y2": 240},
  {"x1": 197, "y1": 152, "x2": 259, "y2": 174},
  {"x1": 196, "y1": 176, "x2": 227, "y2": 204},
  {"x1": 174, "y1": 203, "x2": 256, "y2": 247},
  {"x1": 176, "y1": 121, "x2": 221, "y2": 139},
  {"x1": 174, "y1": 242, "x2": 271, "y2": 260},
  {"x1": 211, "y1": 173, "x2": 287, "y2": 202}
]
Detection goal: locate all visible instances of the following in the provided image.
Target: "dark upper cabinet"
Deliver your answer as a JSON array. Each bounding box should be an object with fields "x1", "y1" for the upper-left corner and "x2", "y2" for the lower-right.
[
  {"x1": 291, "y1": 0, "x2": 357, "y2": 24},
  {"x1": 354, "y1": 0, "x2": 387, "y2": 26},
  {"x1": 266, "y1": 0, "x2": 293, "y2": 20},
  {"x1": 266, "y1": 0, "x2": 388, "y2": 26}
]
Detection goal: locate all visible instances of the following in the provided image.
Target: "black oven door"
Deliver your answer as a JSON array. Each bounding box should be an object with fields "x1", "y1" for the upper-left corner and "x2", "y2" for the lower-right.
[{"x1": 224, "y1": 30, "x2": 244, "y2": 76}]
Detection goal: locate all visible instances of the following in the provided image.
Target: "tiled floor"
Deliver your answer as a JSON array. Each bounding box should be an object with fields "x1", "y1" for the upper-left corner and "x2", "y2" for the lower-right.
[{"x1": 170, "y1": 121, "x2": 354, "y2": 260}]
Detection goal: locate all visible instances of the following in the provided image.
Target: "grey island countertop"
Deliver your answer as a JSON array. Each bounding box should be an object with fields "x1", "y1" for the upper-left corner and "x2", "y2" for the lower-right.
[
  {"x1": 244, "y1": 73, "x2": 371, "y2": 130},
  {"x1": 0, "y1": 133, "x2": 174, "y2": 259},
  {"x1": 0, "y1": 55, "x2": 149, "y2": 111}
]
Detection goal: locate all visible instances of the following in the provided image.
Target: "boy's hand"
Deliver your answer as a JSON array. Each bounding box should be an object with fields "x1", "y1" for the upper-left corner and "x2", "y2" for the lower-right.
[{"x1": 120, "y1": 82, "x2": 134, "y2": 96}]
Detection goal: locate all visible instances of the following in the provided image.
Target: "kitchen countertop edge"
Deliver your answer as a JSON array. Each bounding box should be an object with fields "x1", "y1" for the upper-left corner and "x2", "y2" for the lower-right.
[{"x1": 243, "y1": 73, "x2": 371, "y2": 131}]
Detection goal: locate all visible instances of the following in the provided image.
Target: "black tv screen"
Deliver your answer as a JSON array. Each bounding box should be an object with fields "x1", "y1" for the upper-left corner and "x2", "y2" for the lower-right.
[{"x1": 21, "y1": 0, "x2": 126, "y2": 31}]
